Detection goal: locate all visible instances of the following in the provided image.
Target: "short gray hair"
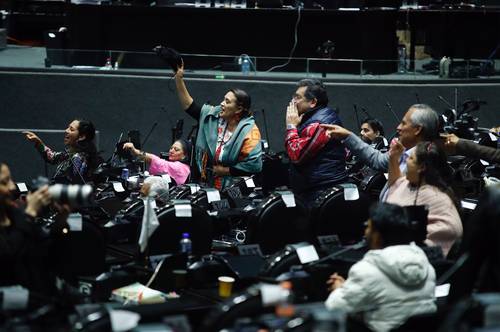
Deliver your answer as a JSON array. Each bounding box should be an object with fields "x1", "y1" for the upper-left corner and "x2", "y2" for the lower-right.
[
  {"x1": 144, "y1": 176, "x2": 170, "y2": 198},
  {"x1": 409, "y1": 104, "x2": 439, "y2": 140}
]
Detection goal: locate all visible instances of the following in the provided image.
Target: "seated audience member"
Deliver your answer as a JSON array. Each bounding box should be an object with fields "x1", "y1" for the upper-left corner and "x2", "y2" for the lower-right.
[
  {"x1": 140, "y1": 176, "x2": 170, "y2": 200},
  {"x1": 124, "y1": 139, "x2": 191, "y2": 185},
  {"x1": 24, "y1": 119, "x2": 100, "y2": 184},
  {"x1": 442, "y1": 133, "x2": 500, "y2": 164},
  {"x1": 386, "y1": 139, "x2": 462, "y2": 256},
  {"x1": 360, "y1": 117, "x2": 388, "y2": 151},
  {"x1": 325, "y1": 202, "x2": 436, "y2": 332}
]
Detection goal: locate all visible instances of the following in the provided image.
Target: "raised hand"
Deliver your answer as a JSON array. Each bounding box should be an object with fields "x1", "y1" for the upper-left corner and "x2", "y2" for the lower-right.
[
  {"x1": 23, "y1": 131, "x2": 43, "y2": 146},
  {"x1": 388, "y1": 138, "x2": 404, "y2": 160},
  {"x1": 175, "y1": 60, "x2": 185, "y2": 79},
  {"x1": 286, "y1": 101, "x2": 303, "y2": 127},
  {"x1": 123, "y1": 142, "x2": 140, "y2": 156}
]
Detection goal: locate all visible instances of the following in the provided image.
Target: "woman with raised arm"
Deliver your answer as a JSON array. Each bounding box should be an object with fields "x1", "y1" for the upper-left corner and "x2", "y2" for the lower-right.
[
  {"x1": 386, "y1": 139, "x2": 462, "y2": 256},
  {"x1": 123, "y1": 139, "x2": 191, "y2": 185},
  {"x1": 173, "y1": 62, "x2": 262, "y2": 189},
  {"x1": 24, "y1": 119, "x2": 99, "y2": 184}
]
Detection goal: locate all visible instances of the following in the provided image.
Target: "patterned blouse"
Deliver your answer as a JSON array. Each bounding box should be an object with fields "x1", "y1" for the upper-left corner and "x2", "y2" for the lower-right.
[{"x1": 36, "y1": 143, "x2": 90, "y2": 184}]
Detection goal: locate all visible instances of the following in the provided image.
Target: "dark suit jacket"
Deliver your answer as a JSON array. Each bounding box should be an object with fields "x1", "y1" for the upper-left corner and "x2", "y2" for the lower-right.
[{"x1": 456, "y1": 139, "x2": 500, "y2": 164}]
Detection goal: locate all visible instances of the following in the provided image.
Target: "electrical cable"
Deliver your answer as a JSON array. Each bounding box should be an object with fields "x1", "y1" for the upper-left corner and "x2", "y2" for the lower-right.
[{"x1": 265, "y1": 4, "x2": 302, "y2": 72}]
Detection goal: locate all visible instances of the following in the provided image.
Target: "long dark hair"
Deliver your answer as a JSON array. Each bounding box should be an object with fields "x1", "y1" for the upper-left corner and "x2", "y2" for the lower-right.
[
  {"x1": 415, "y1": 141, "x2": 458, "y2": 208},
  {"x1": 73, "y1": 119, "x2": 100, "y2": 171}
]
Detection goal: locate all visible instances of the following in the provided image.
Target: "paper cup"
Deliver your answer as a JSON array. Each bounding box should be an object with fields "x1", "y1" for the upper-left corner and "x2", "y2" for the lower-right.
[{"x1": 218, "y1": 276, "x2": 235, "y2": 298}]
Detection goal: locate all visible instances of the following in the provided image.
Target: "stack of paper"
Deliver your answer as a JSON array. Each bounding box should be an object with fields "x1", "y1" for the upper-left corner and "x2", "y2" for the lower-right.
[{"x1": 111, "y1": 283, "x2": 178, "y2": 304}]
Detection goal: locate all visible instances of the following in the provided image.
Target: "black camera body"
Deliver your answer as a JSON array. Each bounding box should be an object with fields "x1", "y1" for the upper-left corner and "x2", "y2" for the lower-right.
[{"x1": 153, "y1": 45, "x2": 183, "y2": 72}]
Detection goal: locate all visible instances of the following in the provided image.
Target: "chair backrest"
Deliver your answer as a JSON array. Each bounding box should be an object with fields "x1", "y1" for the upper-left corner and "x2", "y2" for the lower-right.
[
  {"x1": 201, "y1": 287, "x2": 268, "y2": 332},
  {"x1": 245, "y1": 192, "x2": 311, "y2": 255},
  {"x1": 50, "y1": 219, "x2": 106, "y2": 280},
  {"x1": 147, "y1": 203, "x2": 214, "y2": 256},
  {"x1": 310, "y1": 185, "x2": 371, "y2": 245}
]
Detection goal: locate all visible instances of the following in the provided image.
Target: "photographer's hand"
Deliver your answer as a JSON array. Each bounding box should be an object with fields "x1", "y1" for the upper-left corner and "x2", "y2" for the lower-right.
[
  {"x1": 53, "y1": 202, "x2": 71, "y2": 223},
  {"x1": 25, "y1": 185, "x2": 51, "y2": 218}
]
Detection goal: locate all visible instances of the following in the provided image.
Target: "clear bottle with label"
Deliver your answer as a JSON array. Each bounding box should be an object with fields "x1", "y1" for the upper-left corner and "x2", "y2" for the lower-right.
[
  {"x1": 179, "y1": 232, "x2": 192, "y2": 255},
  {"x1": 104, "y1": 57, "x2": 113, "y2": 70},
  {"x1": 240, "y1": 55, "x2": 250, "y2": 75},
  {"x1": 398, "y1": 45, "x2": 407, "y2": 74}
]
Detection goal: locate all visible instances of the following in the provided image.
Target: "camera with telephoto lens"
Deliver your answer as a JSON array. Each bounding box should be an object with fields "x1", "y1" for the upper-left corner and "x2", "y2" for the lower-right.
[
  {"x1": 439, "y1": 99, "x2": 486, "y2": 140},
  {"x1": 31, "y1": 176, "x2": 93, "y2": 207}
]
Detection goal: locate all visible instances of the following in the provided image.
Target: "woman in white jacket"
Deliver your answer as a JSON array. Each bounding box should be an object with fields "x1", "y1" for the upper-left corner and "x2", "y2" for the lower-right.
[{"x1": 325, "y1": 203, "x2": 436, "y2": 332}]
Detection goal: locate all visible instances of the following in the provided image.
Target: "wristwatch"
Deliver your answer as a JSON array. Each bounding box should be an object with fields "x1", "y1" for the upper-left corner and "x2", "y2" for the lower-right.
[{"x1": 286, "y1": 124, "x2": 297, "y2": 130}]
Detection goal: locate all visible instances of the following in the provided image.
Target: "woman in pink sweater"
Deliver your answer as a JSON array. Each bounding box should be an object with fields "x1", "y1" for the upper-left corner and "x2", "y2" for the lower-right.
[
  {"x1": 123, "y1": 139, "x2": 191, "y2": 185},
  {"x1": 386, "y1": 139, "x2": 462, "y2": 256}
]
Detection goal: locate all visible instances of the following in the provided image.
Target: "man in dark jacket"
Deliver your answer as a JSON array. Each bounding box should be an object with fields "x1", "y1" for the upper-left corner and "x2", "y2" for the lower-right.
[{"x1": 285, "y1": 79, "x2": 347, "y2": 207}]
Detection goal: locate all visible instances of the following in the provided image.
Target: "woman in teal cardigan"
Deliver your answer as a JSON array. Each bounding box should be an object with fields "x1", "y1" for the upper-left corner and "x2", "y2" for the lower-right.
[{"x1": 174, "y1": 63, "x2": 262, "y2": 189}]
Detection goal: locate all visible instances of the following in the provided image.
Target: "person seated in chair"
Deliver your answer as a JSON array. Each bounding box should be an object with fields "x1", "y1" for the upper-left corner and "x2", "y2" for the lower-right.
[
  {"x1": 124, "y1": 139, "x2": 191, "y2": 185},
  {"x1": 360, "y1": 117, "x2": 388, "y2": 152},
  {"x1": 325, "y1": 202, "x2": 436, "y2": 332},
  {"x1": 386, "y1": 139, "x2": 462, "y2": 256}
]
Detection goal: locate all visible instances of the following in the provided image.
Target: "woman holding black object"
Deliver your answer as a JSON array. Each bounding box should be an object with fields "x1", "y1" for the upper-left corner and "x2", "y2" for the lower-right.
[
  {"x1": 24, "y1": 119, "x2": 100, "y2": 184},
  {"x1": 173, "y1": 62, "x2": 262, "y2": 189},
  {"x1": 123, "y1": 139, "x2": 191, "y2": 185}
]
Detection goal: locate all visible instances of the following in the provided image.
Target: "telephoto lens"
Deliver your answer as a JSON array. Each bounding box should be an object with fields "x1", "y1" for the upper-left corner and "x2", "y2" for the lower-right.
[{"x1": 48, "y1": 184, "x2": 93, "y2": 207}]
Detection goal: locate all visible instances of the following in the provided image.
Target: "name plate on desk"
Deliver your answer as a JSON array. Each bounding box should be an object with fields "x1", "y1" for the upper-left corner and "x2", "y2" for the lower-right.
[
  {"x1": 238, "y1": 244, "x2": 263, "y2": 256},
  {"x1": 211, "y1": 199, "x2": 231, "y2": 211}
]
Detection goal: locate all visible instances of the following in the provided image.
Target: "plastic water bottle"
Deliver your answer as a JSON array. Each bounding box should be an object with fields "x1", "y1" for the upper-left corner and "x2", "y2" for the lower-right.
[
  {"x1": 180, "y1": 233, "x2": 192, "y2": 255},
  {"x1": 104, "y1": 57, "x2": 113, "y2": 70},
  {"x1": 397, "y1": 45, "x2": 407, "y2": 74},
  {"x1": 241, "y1": 55, "x2": 250, "y2": 75}
]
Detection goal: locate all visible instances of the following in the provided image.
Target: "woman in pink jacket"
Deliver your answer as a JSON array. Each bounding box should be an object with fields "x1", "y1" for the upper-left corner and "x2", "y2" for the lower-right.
[
  {"x1": 123, "y1": 139, "x2": 191, "y2": 185},
  {"x1": 386, "y1": 139, "x2": 462, "y2": 256}
]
